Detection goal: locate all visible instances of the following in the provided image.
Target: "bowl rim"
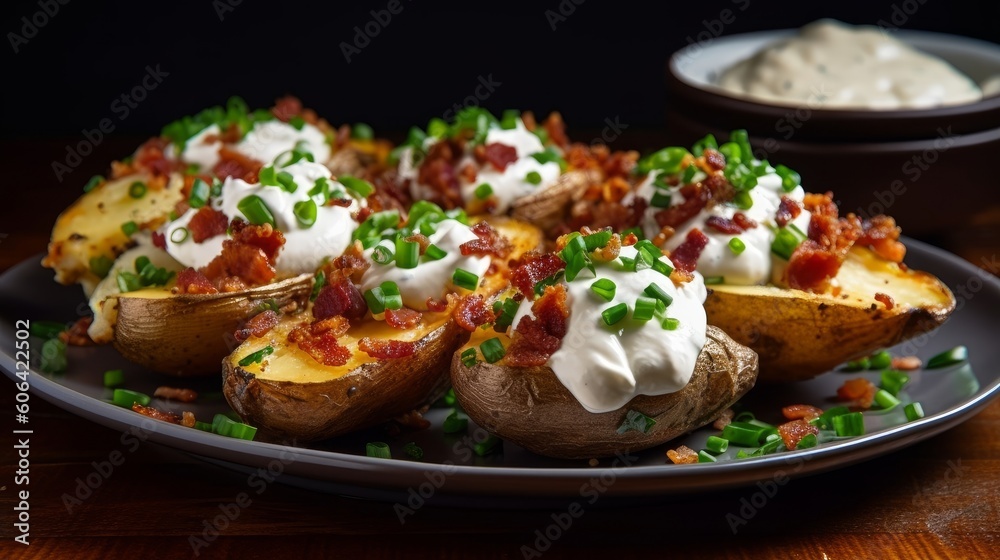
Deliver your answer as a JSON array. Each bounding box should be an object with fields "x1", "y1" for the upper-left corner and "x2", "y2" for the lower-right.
[{"x1": 668, "y1": 27, "x2": 1000, "y2": 120}]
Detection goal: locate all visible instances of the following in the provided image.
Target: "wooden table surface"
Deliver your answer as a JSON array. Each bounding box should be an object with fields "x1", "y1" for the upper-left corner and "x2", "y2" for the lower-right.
[{"x1": 1, "y1": 138, "x2": 999, "y2": 559}]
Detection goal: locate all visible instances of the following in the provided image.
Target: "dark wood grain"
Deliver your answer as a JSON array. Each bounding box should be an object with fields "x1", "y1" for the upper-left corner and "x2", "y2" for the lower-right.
[{"x1": 1, "y1": 138, "x2": 998, "y2": 559}]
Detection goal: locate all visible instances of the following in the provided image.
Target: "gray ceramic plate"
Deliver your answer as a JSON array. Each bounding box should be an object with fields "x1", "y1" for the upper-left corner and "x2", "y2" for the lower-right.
[{"x1": 2, "y1": 239, "x2": 998, "y2": 506}]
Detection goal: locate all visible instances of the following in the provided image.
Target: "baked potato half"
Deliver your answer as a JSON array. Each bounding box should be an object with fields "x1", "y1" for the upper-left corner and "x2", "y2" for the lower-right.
[
  {"x1": 222, "y1": 217, "x2": 543, "y2": 441},
  {"x1": 451, "y1": 326, "x2": 758, "y2": 459},
  {"x1": 509, "y1": 168, "x2": 601, "y2": 234},
  {"x1": 704, "y1": 246, "x2": 955, "y2": 382}
]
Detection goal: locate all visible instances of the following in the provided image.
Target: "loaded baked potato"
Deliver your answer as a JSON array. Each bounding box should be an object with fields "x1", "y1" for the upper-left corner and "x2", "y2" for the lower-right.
[
  {"x1": 449, "y1": 231, "x2": 759, "y2": 458},
  {"x1": 223, "y1": 209, "x2": 543, "y2": 441}
]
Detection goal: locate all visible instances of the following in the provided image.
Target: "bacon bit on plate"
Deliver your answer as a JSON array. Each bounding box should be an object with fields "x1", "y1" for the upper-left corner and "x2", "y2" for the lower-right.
[
  {"x1": 837, "y1": 378, "x2": 878, "y2": 409},
  {"x1": 385, "y1": 307, "x2": 422, "y2": 330},
  {"x1": 510, "y1": 252, "x2": 564, "y2": 299},
  {"x1": 712, "y1": 408, "x2": 735, "y2": 430},
  {"x1": 60, "y1": 316, "x2": 95, "y2": 346},
  {"x1": 393, "y1": 410, "x2": 431, "y2": 431},
  {"x1": 667, "y1": 445, "x2": 699, "y2": 464},
  {"x1": 153, "y1": 386, "x2": 199, "y2": 403},
  {"x1": 234, "y1": 309, "x2": 280, "y2": 342},
  {"x1": 358, "y1": 337, "x2": 416, "y2": 359},
  {"x1": 181, "y1": 411, "x2": 196, "y2": 428},
  {"x1": 310, "y1": 315, "x2": 351, "y2": 338},
  {"x1": 781, "y1": 404, "x2": 823, "y2": 421},
  {"x1": 132, "y1": 403, "x2": 181, "y2": 424},
  {"x1": 875, "y1": 292, "x2": 896, "y2": 310},
  {"x1": 506, "y1": 284, "x2": 568, "y2": 367},
  {"x1": 291, "y1": 327, "x2": 351, "y2": 366},
  {"x1": 187, "y1": 207, "x2": 229, "y2": 243},
  {"x1": 313, "y1": 279, "x2": 367, "y2": 321},
  {"x1": 775, "y1": 196, "x2": 802, "y2": 227},
  {"x1": 892, "y1": 356, "x2": 923, "y2": 370},
  {"x1": 175, "y1": 268, "x2": 219, "y2": 294},
  {"x1": 778, "y1": 419, "x2": 820, "y2": 450},
  {"x1": 670, "y1": 228, "x2": 710, "y2": 273},
  {"x1": 784, "y1": 239, "x2": 844, "y2": 292},
  {"x1": 460, "y1": 221, "x2": 512, "y2": 258},
  {"x1": 453, "y1": 294, "x2": 494, "y2": 332}
]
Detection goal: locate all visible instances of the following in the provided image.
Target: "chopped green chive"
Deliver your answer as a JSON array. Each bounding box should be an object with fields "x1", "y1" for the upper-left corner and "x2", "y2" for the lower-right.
[
  {"x1": 84, "y1": 175, "x2": 104, "y2": 192},
  {"x1": 698, "y1": 450, "x2": 718, "y2": 463},
  {"x1": 703, "y1": 276, "x2": 725, "y2": 285},
  {"x1": 340, "y1": 176, "x2": 374, "y2": 198},
  {"x1": 632, "y1": 296, "x2": 657, "y2": 321},
  {"x1": 638, "y1": 146, "x2": 689, "y2": 175},
  {"x1": 650, "y1": 191, "x2": 672, "y2": 208},
  {"x1": 40, "y1": 338, "x2": 67, "y2": 374},
  {"x1": 128, "y1": 181, "x2": 147, "y2": 199},
  {"x1": 601, "y1": 303, "x2": 628, "y2": 326},
  {"x1": 815, "y1": 406, "x2": 851, "y2": 430},
  {"x1": 480, "y1": 337, "x2": 505, "y2": 364},
  {"x1": 590, "y1": 278, "x2": 616, "y2": 301},
  {"x1": 460, "y1": 347, "x2": 478, "y2": 367},
  {"x1": 170, "y1": 227, "x2": 189, "y2": 244},
  {"x1": 310, "y1": 271, "x2": 325, "y2": 302},
  {"x1": 474, "y1": 183, "x2": 493, "y2": 200},
  {"x1": 874, "y1": 389, "x2": 901, "y2": 410},
  {"x1": 424, "y1": 244, "x2": 447, "y2": 261},
  {"x1": 293, "y1": 199, "x2": 317, "y2": 228},
  {"x1": 500, "y1": 109, "x2": 520, "y2": 130},
  {"x1": 29, "y1": 320, "x2": 65, "y2": 339},
  {"x1": 403, "y1": 442, "x2": 423, "y2": 460},
  {"x1": 868, "y1": 350, "x2": 893, "y2": 370},
  {"x1": 276, "y1": 171, "x2": 297, "y2": 193},
  {"x1": 728, "y1": 237, "x2": 746, "y2": 255},
  {"x1": 644, "y1": 283, "x2": 673, "y2": 307},
  {"x1": 474, "y1": 435, "x2": 502, "y2": 456},
  {"x1": 691, "y1": 133, "x2": 718, "y2": 156},
  {"x1": 112, "y1": 388, "x2": 150, "y2": 408},
  {"x1": 351, "y1": 123, "x2": 374, "y2": 140},
  {"x1": 926, "y1": 346, "x2": 968, "y2": 369},
  {"x1": 705, "y1": 435, "x2": 729, "y2": 454},
  {"x1": 380, "y1": 281, "x2": 403, "y2": 310},
  {"x1": 661, "y1": 317, "x2": 680, "y2": 330},
  {"x1": 832, "y1": 412, "x2": 865, "y2": 437},
  {"x1": 775, "y1": 164, "x2": 801, "y2": 192},
  {"x1": 443, "y1": 410, "x2": 468, "y2": 433},
  {"x1": 904, "y1": 402, "x2": 925, "y2": 422},
  {"x1": 732, "y1": 191, "x2": 753, "y2": 210},
  {"x1": 452, "y1": 268, "x2": 479, "y2": 291},
  {"x1": 843, "y1": 357, "x2": 870, "y2": 372},
  {"x1": 259, "y1": 166, "x2": 278, "y2": 186},
  {"x1": 103, "y1": 369, "x2": 125, "y2": 387},
  {"x1": 188, "y1": 178, "x2": 210, "y2": 208},
  {"x1": 771, "y1": 225, "x2": 806, "y2": 260},
  {"x1": 365, "y1": 442, "x2": 391, "y2": 459},
  {"x1": 796, "y1": 433, "x2": 818, "y2": 449},
  {"x1": 121, "y1": 221, "x2": 138, "y2": 236},
  {"x1": 525, "y1": 171, "x2": 543, "y2": 185},
  {"x1": 288, "y1": 115, "x2": 306, "y2": 130},
  {"x1": 237, "y1": 195, "x2": 276, "y2": 227},
  {"x1": 364, "y1": 287, "x2": 386, "y2": 315},
  {"x1": 116, "y1": 271, "x2": 143, "y2": 293},
  {"x1": 395, "y1": 238, "x2": 419, "y2": 269},
  {"x1": 880, "y1": 370, "x2": 910, "y2": 396},
  {"x1": 238, "y1": 345, "x2": 274, "y2": 367},
  {"x1": 617, "y1": 410, "x2": 656, "y2": 434},
  {"x1": 89, "y1": 255, "x2": 114, "y2": 279},
  {"x1": 722, "y1": 422, "x2": 768, "y2": 447},
  {"x1": 372, "y1": 244, "x2": 394, "y2": 265},
  {"x1": 492, "y1": 298, "x2": 519, "y2": 330}
]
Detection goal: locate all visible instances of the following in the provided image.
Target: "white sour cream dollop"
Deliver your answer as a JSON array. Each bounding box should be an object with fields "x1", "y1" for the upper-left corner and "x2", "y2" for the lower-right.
[{"x1": 165, "y1": 119, "x2": 332, "y2": 172}]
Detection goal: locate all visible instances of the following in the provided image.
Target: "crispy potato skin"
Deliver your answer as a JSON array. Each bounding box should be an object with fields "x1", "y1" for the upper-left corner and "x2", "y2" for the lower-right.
[
  {"x1": 223, "y1": 318, "x2": 464, "y2": 441},
  {"x1": 704, "y1": 248, "x2": 956, "y2": 382},
  {"x1": 114, "y1": 274, "x2": 313, "y2": 376},
  {"x1": 510, "y1": 169, "x2": 600, "y2": 234},
  {"x1": 450, "y1": 326, "x2": 758, "y2": 459}
]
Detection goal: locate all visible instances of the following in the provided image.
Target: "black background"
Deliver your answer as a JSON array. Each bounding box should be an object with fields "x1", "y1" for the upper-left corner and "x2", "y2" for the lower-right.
[{"x1": 3, "y1": 0, "x2": 999, "y2": 140}]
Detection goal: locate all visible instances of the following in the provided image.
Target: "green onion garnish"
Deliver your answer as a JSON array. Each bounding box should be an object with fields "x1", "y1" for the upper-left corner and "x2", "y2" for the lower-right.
[
  {"x1": 372, "y1": 244, "x2": 394, "y2": 265},
  {"x1": 492, "y1": 298, "x2": 519, "y2": 330},
  {"x1": 601, "y1": 303, "x2": 628, "y2": 326},
  {"x1": 873, "y1": 389, "x2": 901, "y2": 410},
  {"x1": 112, "y1": 388, "x2": 150, "y2": 408},
  {"x1": 525, "y1": 171, "x2": 542, "y2": 185},
  {"x1": 194, "y1": 421, "x2": 213, "y2": 432},
  {"x1": 380, "y1": 281, "x2": 403, "y2": 310},
  {"x1": 661, "y1": 317, "x2": 680, "y2": 330},
  {"x1": 703, "y1": 276, "x2": 725, "y2": 285},
  {"x1": 340, "y1": 176, "x2": 374, "y2": 198},
  {"x1": 480, "y1": 337, "x2": 505, "y2": 364},
  {"x1": 832, "y1": 412, "x2": 865, "y2": 437},
  {"x1": 395, "y1": 238, "x2": 419, "y2": 269},
  {"x1": 121, "y1": 221, "x2": 138, "y2": 236},
  {"x1": 189, "y1": 178, "x2": 210, "y2": 209},
  {"x1": 650, "y1": 191, "x2": 672, "y2": 208},
  {"x1": 40, "y1": 338, "x2": 67, "y2": 374},
  {"x1": 474, "y1": 183, "x2": 493, "y2": 200},
  {"x1": 732, "y1": 191, "x2": 753, "y2": 210},
  {"x1": 351, "y1": 123, "x2": 374, "y2": 140},
  {"x1": 29, "y1": 320, "x2": 65, "y2": 339},
  {"x1": 705, "y1": 435, "x2": 729, "y2": 454},
  {"x1": 926, "y1": 346, "x2": 968, "y2": 369},
  {"x1": 238, "y1": 345, "x2": 273, "y2": 367},
  {"x1": 288, "y1": 116, "x2": 306, "y2": 130},
  {"x1": 728, "y1": 237, "x2": 746, "y2": 255},
  {"x1": 259, "y1": 166, "x2": 278, "y2": 186},
  {"x1": 403, "y1": 442, "x2": 423, "y2": 460},
  {"x1": 868, "y1": 350, "x2": 892, "y2": 370},
  {"x1": 292, "y1": 199, "x2": 317, "y2": 228},
  {"x1": 237, "y1": 195, "x2": 276, "y2": 227},
  {"x1": 460, "y1": 347, "x2": 478, "y2": 367},
  {"x1": 443, "y1": 410, "x2": 468, "y2": 433},
  {"x1": 730, "y1": 129, "x2": 754, "y2": 162},
  {"x1": 771, "y1": 225, "x2": 806, "y2": 260},
  {"x1": 617, "y1": 410, "x2": 656, "y2": 434},
  {"x1": 424, "y1": 244, "x2": 447, "y2": 261},
  {"x1": 590, "y1": 278, "x2": 616, "y2": 301},
  {"x1": 474, "y1": 435, "x2": 502, "y2": 456},
  {"x1": 128, "y1": 181, "x2": 147, "y2": 199},
  {"x1": 276, "y1": 171, "x2": 297, "y2": 193},
  {"x1": 904, "y1": 402, "x2": 925, "y2": 422},
  {"x1": 815, "y1": 406, "x2": 851, "y2": 430},
  {"x1": 775, "y1": 164, "x2": 801, "y2": 193},
  {"x1": 638, "y1": 146, "x2": 689, "y2": 175},
  {"x1": 583, "y1": 231, "x2": 612, "y2": 251},
  {"x1": 880, "y1": 370, "x2": 910, "y2": 396},
  {"x1": 89, "y1": 255, "x2": 114, "y2": 279},
  {"x1": 500, "y1": 109, "x2": 520, "y2": 130},
  {"x1": 170, "y1": 227, "x2": 189, "y2": 244},
  {"x1": 116, "y1": 271, "x2": 142, "y2": 293},
  {"x1": 310, "y1": 271, "x2": 325, "y2": 302},
  {"x1": 698, "y1": 450, "x2": 718, "y2": 463},
  {"x1": 796, "y1": 433, "x2": 818, "y2": 449},
  {"x1": 691, "y1": 133, "x2": 718, "y2": 156},
  {"x1": 722, "y1": 421, "x2": 767, "y2": 447},
  {"x1": 364, "y1": 286, "x2": 386, "y2": 315},
  {"x1": 632, "y1": 296, "x2": 657, "y2": 322},
  {"x1": 452, "y1": 268, "x2": 479, "y2": 291},
  {"x1": 84, "y1": 175, "x2": 104, "y2": 192},
  {"x1": 643, "y1": 283, "x2": 673, "y2": 307},
  {"x1": 365, "y1": 442, "x2": 391, "y2": 459},
  {"x1": 843, "y1": 357, "x2": 870, "y2": 372},
  {"x1": 103, "y1": 369, "x2": 125, "y2": 387}
]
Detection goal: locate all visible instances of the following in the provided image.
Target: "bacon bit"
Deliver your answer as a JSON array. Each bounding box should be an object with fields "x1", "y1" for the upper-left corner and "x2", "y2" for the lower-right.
[
  {"x1": 214, "y1": 146, "x2": 263, "y2": 182},
  {"x1": 521, "y1": 111, "x2": 537, "y2": 131},
  {"x1": 132, "y1": 138, "x2": 178, "y2": 177},
  {"x1": 622, "y1": 232, "x2": 639, "y2": 246},
  {"x1": 453, "y1": 295, "x2": 495, "y2": 332},
  {"x1": 705, "y1": 216, "x2": 745, "y2": 234},
  {"x1": 132, "y1": 403, "x2": 181, "y2": 424},
  {"x1": 858, "y1": 215, "x2": 906, "y2": 262},
  {"x1": 230, "y1": 220, "x2": 284, "y2": 261},
  {"x1": 385, "y1": 307, "x2": 422, "y2": 330},
  {"x1": 217, "y1": 276, "x2": 248, "y2": 293},
  {"x1": 152, "y1": 231, "x2": 167, "y2": 250},
  {"x1": 331, "y1": 242, "x2": 370, "y2": 282},
  {"x1": 733, "y1": 212, "x2": 758, "y2": 230},
  {"x1": 602, "y1": 177, "x2": 631, "y2": 203},
  {"x1": 175, "y1": 268, "x2": 219, "y2": 294},
  {"x1": 510, "y1": 252, "x2": 564, "y2": 299},
  {"x1": 837, "y1": 378, "x2": 878, "y2": 409},
  {"x1": 201, "y1": 243, "x2": 275, "y2": 288},
  {"x1": 405, "y1": 233, "x2": 431, "y2": 254},
  {"x1": 393, "y1": 410, "x2": 431, "y2": 431},
  {"x1": 506, "y1": 284, "x2": 568, "y2": 367},
  {"x1": 310, "y1": 316, "x2": 351, "y2": 337},
  {"x1": 874, "y1": 292, "x2": 895, "y2": 310},
  {"x1": 654, "y1": 183, "x2": 711, "y2": 230},
  {"x1": 669, "y1": 267, "x2": 695, "y2": 285},
  {"x1": 291, "y1": 327, "x2": 351, "y2": 366},
  {"x1": 803, "y1": 191, "x2": 839, "y2": 217},
  {"x1": 712, "y1": 408, "x2": 735, "y2": 430},
  {"x1": 181, "y1": 411, "x2": 196, "y2": 428},
  {"x1": 670, "y1": 228, "x2": 710, "y2": 273},
  {"x1": 271, "y1": 95, "x2": 303, "y2": 122},
  {"x1": 667, "y1": 445, "x2": 699, "y2": 464},
  {"x1": 892, "y1": 356, "x2": 922, "y2": 370},
  {"x1": 782, "y1": 404, "x2": 823, "y2": 421},
  {"x1": 358, "y1": 337, "x2": 416, "y2": 359},
  {"x1": 418, "y1": 141, "x2": 462, "y2": 208},
  {"x1": 775, "y1": 196, "x2": 803, "y2": 227},
  {"x1": 187, "y1": 207, "x2": 229, "y2": 243},
  {"x1": 542, "y1": 112, "x2": 570, "y2": 149},
  {"x1": 60, "y1": 317, "x2": 95, "y2": 346},
  {"x1": 460, "y1": 221, "x2": 512, "y2": 258},
  {"x1": 602, "y1": 150, "x2": 638, "y2": 178},
  {"x1": 591, "y1": 232, "x2": 621, "y2": 262},
  {"x1": 234, "y1": 310, "x2": 279, "y2": 342},
  {"x1": 703, "y1": 149, "x2": 726, "y2": 171},
  {"x1": 784, "y1": 240, "x2": 843, "y2": 291},
  {"x1": 313, "y1": 279, "x2": 367, "y2": 321},
  {"x1": 153, "y1": 386, "x2": 199, "y2": 403},
  {"x1": 483, "y1": 142, "x2": 519, "y2": 171},
  {"x1": 426, "y1": 296, "x2": 450, "y2": 313},
  {"x1": 778, "y1": 419, "x2": 820, "y2": 450}
]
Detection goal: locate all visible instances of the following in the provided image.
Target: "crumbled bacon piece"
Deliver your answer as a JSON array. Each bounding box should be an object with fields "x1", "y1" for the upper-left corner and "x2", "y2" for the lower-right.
[
  {"x1": 733, "y1": 212, "x2": 757, "y2": 230},
  {"x1": 201, "y1": 243, "x2": 275, "y2": 288},
  {"x1": 181, "y1": 411, "x2": 196, "y2": 428},
  {"x1": 542, "y1": 112, "x2": 570, "y2": 149},
  {"x1": 670, "y1": 228, "x2": 709, "y2": 273},
  {"x1": 506, "y1": 285, "x2": 568, "y2": 367},
  {"x1": 784, "y1": 240, "x2": 842, "y2": 291},
  {"x1": 712, "y1": 408, "x2": 735, "y2": 431},
  {"x1": 310, "y1": 315, "x2": 351, "y2": 337},
  {"x1": 175, "y1": 268, "x2": 218, "y2": 294},
  {"x1": 417, "y1": 140, "x2": 462, "y2": 208},
  {"x1": 60, "y1": 317, "x2": 94, "y2": 346},
  {"x1": 453, "y1": 295, "x2": 495, "y2": 332},
  {"x1": 874, "y1": 292, "x2": 895, "y2": 310},
  {"x1": 705, "y1": 216, "x2": 744, "y2": 234},
  {"x1": 405, "y1": 233, "x2": 431, "y2": 254},
  {"x1": 775, "y1": 196, "x2": 803, "y2": 227},
  {"x1": 483, "y1": 142, "x2": 518, "y2": 171},
  {"x1": 152, "y1": 231, "x2": 167, "y2": 250},
  {"x1": 667, "y1": 445, "x2": 699, "y2": 464},
  {"x1": 622, "y1": 232, "x2": 639, "y2": 246},
  {"x1": 271, "y1": 95, "x2": 303, "y2": 122},
  {"x1": 291, "y1": 328, "x2": 351, "y2": 366},
  {"x1": 837, "y1": 378, "x2": 878, "y2": 409},
  {"x1": 459, "y1": 162, "x2": 478, "y2": 184},
  {"x1": 234, "y1": 310, "x2": 279, "y2": 342},
  {"x1": 230, "y1": 220, "x2": 284, "y2": 261},
  {"x1": 358, "y1": 337, "x2": 416, "y2": 359},
  {"x1": 892, "y1": 356, "x2": 922, "y2": 370},
  {"x1": 385, "y1": 307, "x2": 422, "y2": 330},
  {"x1": 313, "y1": 279, "x2": 367, "y2": 321},
  {"x1": 393, "y1": 410, "x2": 431, "y2": 431},
  {"x1": 778, "y1": 419, "x2": 820, "y2": 450},
  {"x1": 133, "y1": 137, "x2": 178, "y2": 177},
  {"x1": 153, "y1": 386, "x2": 198, "y2": 403},
  {"x1": 331, "y1": 242, "x2": 370, "y2": 282},
  {"x1": 187, "y1": 207, "x2": 229, "y2": 243},
  {"x1": 214, "y1": 146, "x2": 263, "y2": 182},
  {"x1": 858, "y1": 215, "x2": 906, "y2": 262},
  {"x1": 132, "y1": 403, "x2": 181, "y2": 424},
  {"x1": 703, "y1": 149, "x2": 726, "y2": 171},
  {"x1": 460, "y1": 221, "x2": 511, "y2": 258},
  {"x1": 782, "y1": 404, "x2": 823, "y2": 421},
  {"x1": 654, "y1": 183, "x2": 710, "y2": 230},
  {"x1": 510, "y1": 252, "x2": 564, "y2": 299},
  {"x1": 426, "y1": 296, "x2": 450, "y2": 313}
]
